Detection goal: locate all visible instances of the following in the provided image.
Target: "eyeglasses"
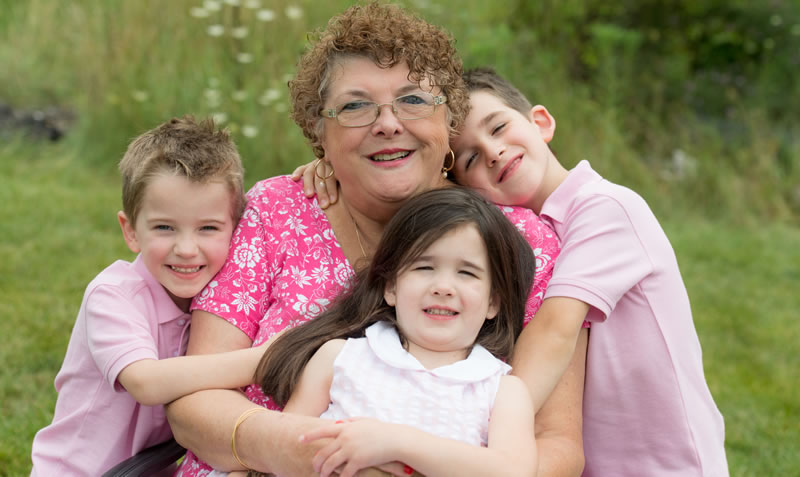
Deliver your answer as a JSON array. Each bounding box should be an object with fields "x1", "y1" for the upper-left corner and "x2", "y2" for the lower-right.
[{"x1": 321, "y1": 92, "x2": 447, "y2": 128}]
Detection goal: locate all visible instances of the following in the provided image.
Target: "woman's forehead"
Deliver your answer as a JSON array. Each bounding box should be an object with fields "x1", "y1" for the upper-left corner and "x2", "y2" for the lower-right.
[{"x1": 326, "y1": 56, "x2": 434, "y2": 99}]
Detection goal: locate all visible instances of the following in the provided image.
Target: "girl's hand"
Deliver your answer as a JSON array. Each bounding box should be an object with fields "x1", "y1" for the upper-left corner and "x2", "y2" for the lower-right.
[
  {"x1": 300, "y1": 419, "x2": 404, "y2": 477},
  {"x1": 290, "y1": 158, "x2": 338, "y2": 209}
]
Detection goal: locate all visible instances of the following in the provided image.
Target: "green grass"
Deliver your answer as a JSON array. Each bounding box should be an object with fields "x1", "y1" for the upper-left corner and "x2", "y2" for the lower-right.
[
  {"x1": 1, "y1": 1, "x2": 798, "y2": 475},
  {"x1": 2, "y1": 141, "x2": 799, "y2": 476}
]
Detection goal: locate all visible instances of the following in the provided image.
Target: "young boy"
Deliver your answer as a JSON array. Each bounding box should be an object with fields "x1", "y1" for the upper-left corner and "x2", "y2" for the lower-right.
[
  {"x1": 449, "y1": 68, "x2": 729, "y2": 476},
  {"x1": 31, "y1": 117, "x2": 266, "y2": 476}
]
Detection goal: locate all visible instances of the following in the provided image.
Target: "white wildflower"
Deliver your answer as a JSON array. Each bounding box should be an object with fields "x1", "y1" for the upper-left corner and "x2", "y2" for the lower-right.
[
  {"x1": 203, "y1": 0, "x2": 222, "y2": 11},
  {"x1": 236, "y1": 52, "x2": 254, "y2": 64},
  {"x1": 285, "y1": 5, "x2": 303, "y2": 20},
  {"x1": 212, "y1": 112, "x2": 228, "y2": 124},
  {"x1": 190, "y1": 7, "x2": 210, "y2": 18},
  {"x1": 223, "y1": 0, "x2": 241, "y2": 6},
  {"x1": 231, "y1": 26, "x2": 249, "y2": 39},
  {"x1": 231, "y1": 90, "x2": 248, "y2": 102},
  {"x1": 258, "y1": 88, "x2": 281, "y2": 105},
  {"x1": 244, "y1": 0, "x2": 261, "y2": 8},
  {"x1": 257, "y1": 9, "x2": 275, "y2": 21},
  {"x1": 131, "y1": 90, "x2": 148, "y2": 102},
  {"x1": 204, "y1": 88, "x2": 221, "y2": 108},
  {"x1": 242, "y1": 125, "x2": 258, "y2": 138},
  {"x1": 207, "y1": 24, "x2": 225, "y2": 37}
]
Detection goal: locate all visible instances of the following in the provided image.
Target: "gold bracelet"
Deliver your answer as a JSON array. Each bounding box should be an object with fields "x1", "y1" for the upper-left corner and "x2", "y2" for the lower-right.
[{"x1": 232, "y1": 407, "x2": 268, "y2": 471}]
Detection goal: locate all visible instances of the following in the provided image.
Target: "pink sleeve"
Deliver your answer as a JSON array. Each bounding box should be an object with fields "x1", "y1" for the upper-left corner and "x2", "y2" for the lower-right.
[
  {"x1": 191, "y1": 187, "x2": 273, "y2": 340},
  {"x1": 499, "y1": 206, "x2": 560, "y2": 324},
  {"x1": 544, "y1": 194, "x2": 651, "y2": 322},
  {"x1": 85, "y1": 285, "x2": 158, "y2": 391}
]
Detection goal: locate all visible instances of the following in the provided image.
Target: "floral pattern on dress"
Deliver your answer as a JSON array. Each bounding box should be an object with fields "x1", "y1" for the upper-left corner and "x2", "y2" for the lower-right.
[{"x1": 179, "y1": 178, "x2": 560, "y2": 476}]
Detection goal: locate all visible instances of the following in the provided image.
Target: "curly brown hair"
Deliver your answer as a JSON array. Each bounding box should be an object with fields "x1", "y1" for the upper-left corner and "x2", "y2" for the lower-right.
[{"x1": 289, "y1": 2, "x2": 469, "y2": 158}]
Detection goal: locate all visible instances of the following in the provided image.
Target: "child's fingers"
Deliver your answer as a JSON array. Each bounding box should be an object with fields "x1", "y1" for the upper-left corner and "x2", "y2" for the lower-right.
[
  {"x1": 290, "y1": 163, "x2": 308, "y2": 181},
  {"x1": 303, "y1": 160, "x2": 320, "y2": 197},
  {"x1": 376, "y1": 462, "x2": 413, "y2": 476},
  {"x1": 299, "y1": 423, "x2": 343, "y2": 443},
  {"x1": 319, "y1": 450, "x2": 349, "y2": 477},
  {"x1": 312, "y1": 160, "x2": 337, "y2": 209}
]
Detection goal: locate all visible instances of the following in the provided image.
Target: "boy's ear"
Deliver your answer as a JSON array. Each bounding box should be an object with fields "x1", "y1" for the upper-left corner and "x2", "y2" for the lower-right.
[
  {"x1": 529, "y1": 105, "x2": 556, "y2": 143},
  {"x1": 384, "y1": 281, "x2": 397, "y2": 307},
  {"x1": 117, "y1": 211, "x2": 141, "y2": 254},
  {"x1": 486, "y1": 293, "x2": 500, "y2": 320}
]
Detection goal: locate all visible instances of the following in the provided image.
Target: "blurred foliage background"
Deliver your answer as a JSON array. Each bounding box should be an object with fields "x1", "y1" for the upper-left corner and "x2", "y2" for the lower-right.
[
  {"x1": 1, "y1": 0, "x2": 797, "y2": 223},
  {"x1": 1, "y1": 1, "x2": 798, "y2": 475}
]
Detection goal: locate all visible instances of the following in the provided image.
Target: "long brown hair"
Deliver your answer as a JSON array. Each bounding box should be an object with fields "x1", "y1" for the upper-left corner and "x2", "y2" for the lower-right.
[{"x1": 256, "y1": 187, "x2": 536, "y2": 406}]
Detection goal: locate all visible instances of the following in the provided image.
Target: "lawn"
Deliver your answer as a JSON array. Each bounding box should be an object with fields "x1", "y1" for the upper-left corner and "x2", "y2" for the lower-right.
[{"x1": 1, "y1": 141, "x2": 798, "y2": 476}]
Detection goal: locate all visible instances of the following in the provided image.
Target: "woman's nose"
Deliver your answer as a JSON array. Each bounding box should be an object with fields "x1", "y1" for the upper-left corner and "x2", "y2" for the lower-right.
[{"x1": 371, "y1": 104, "x2": 404, "y2": 136}]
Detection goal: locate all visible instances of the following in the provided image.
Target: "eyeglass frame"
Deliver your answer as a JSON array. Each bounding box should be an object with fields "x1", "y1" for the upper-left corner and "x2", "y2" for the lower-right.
[{"x1": 320, "y1": 93, "x2": 447, "y2": 128}]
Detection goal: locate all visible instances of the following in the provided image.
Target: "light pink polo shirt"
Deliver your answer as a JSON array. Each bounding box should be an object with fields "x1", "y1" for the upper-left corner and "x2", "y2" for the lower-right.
[
  {"x1": 540, "y1": 161, "x2": 728, "y2": 476},
  {"x1": 31, "y1": 255, "x2": 190, "y2": 477}
]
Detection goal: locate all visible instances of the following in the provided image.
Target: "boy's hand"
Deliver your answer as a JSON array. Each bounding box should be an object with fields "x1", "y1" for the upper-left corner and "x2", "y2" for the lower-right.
[{"x1": 291, "y1": 158, "x2": 338, "y2": 209}]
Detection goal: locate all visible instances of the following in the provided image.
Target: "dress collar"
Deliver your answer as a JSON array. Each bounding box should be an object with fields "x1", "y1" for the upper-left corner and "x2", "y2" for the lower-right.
[{"x1": 365, "y1": 322, "x2": 510, "y2": 383}]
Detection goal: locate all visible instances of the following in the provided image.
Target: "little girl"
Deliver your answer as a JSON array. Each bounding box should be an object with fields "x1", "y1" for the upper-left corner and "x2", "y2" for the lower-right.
[{"x1": 230, "y1": 188, "x2": 538, "y2": 477}]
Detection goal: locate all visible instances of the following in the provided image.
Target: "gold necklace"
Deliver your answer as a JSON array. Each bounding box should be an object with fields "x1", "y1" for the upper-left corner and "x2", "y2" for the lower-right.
[
  {"x1": 353, "y1": 221, "x2": 367, "y2": 260},
  {"x1": 344, "y1": 203, "x2": 368, "y2": 260}
]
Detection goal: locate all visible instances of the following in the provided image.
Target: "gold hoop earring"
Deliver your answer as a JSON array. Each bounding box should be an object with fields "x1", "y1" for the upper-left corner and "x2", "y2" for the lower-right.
[
  {"x1": 314, "y1": 158, "x2": 335, "y2": 180},
  {"x1": 441, "y1": 149, "x2": 455, "y2": 179}
]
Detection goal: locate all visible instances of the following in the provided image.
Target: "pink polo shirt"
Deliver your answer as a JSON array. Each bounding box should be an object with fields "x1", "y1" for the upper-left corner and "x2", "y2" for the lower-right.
[
  {"x1": 31, "y1": 255, "x2": 190, "y2": 477},
  {"x1": 540, "y1": 161, "x2": 728, "y2": 476}
]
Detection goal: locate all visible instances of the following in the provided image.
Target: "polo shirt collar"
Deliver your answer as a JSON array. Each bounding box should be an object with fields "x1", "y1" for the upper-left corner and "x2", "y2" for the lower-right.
[
  {"x1": 132, "y1": 254, "x2": 189, "y2": 323},
  {"x1": 365, "y1": 321, "x2": 509, "y2": 383},
  {"x1": 540, "y1": 160, "x2": 601, "y2": 225}
]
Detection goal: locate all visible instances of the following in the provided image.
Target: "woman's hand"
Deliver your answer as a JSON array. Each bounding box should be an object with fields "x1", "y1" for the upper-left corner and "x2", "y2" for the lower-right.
[
  {"x1": 291, "y1": 158, "x2": 339, "y2": 209},
  {"x1": 301, "y1": 419, "x2": 409, "y2": 477}
]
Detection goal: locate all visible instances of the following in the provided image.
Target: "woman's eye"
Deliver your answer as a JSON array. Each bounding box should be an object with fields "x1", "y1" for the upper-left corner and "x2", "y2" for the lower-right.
[
  {"x1": 397, "y1": 94, "x2": 427, "y2": 105},
  {"x1": 339, "y1": 101, "x2": 371, "y2": 112}
]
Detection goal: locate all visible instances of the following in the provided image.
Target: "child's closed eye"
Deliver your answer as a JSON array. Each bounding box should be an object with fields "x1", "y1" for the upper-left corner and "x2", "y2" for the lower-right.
[
  {"x1": 464, "y1": 152, "x2": 478, "y2": 170},
  {"x1": 491, "y1": 123, "x2": 506, "y2": 135}
]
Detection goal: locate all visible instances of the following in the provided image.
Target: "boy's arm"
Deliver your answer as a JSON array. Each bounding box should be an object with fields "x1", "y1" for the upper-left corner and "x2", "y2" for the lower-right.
[
  {"x1": 513, "y1": 296, "x2": 589, "y2": 412},
  {"x1": 302, "y1": 375, "x2": 537, "y2": 477},
  {"x1": 118, "y1": 341, "x2": 270, "y2": 406},
  {"x1": 281, "y1": 339, "x2": 345, "y2": 416},
  {"x1": 529, "y1": 327, "x2": 588, "y2": 477}
]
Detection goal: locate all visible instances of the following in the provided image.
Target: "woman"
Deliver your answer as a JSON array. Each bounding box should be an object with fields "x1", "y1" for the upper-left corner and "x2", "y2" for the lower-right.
[{"x1": 166, "y1": 4, "x2": 587, "y2": 476}]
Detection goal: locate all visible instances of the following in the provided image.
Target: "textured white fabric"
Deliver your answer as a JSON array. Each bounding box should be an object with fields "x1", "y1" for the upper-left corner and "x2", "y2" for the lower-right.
[{"x1": 320, "y1": 322, "x2": 510, "y2": 446}]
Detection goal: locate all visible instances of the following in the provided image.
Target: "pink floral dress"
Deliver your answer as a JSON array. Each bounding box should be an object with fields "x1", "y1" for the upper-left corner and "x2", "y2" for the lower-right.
[{"x1": 178, "y1": 176, "x2": 560, "y2": 476}]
